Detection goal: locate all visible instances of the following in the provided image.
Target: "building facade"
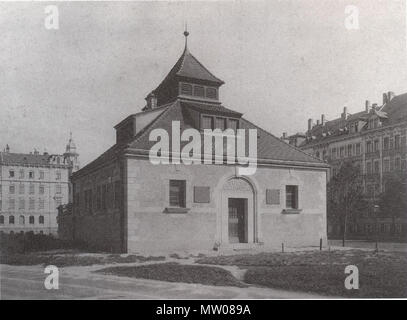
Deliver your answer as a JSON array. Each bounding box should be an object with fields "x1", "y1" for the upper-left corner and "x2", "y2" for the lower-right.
[
  {"x1": 0, "y1": 135, "x2": 79, "y2": 235},
  {"x1": 69, "y1": 32, "x2": 330, "y2": 254},
  {"x1": 290, "y1": 92, "x2": 407, "y2": 240}
]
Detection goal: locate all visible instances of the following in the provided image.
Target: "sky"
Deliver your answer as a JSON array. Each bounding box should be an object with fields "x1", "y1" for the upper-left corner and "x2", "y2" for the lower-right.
[{"x1": 1, "y1": 0, "x2": 406, "y2": 166}]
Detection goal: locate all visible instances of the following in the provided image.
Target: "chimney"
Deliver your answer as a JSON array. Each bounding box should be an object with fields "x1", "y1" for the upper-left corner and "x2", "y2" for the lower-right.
[
  {"x1": 5, "y1": 144, "x2": 10, "y2": 153},
  {"x1": 365, "y1": 100, "x2": 370, "y2": 113},
  {"x1": 321, "y1": 114, "x2": 326, "y2": 126},
  {"x1": 372, "y1": 103, "x2": 378, "y2": 110},
  {"x1": 341, "y1": 106, "x2": 348, "y2": 120},
  {"x1": 387, "y1": 91, "x2": 395, "y2": 102},
  {"x1": 308, "y1": 118, "x2": 313, "y2": 131},
  {"x1": 145, "y1": 92, "x2": 157, "y2": 110},
  {"x1": 316, "y1": 119, "x2": 320, "y2": 126},
  {"x1": 383, "y1": 93, "x2": 388, "y2": 105},
  {"x1": 282, "y1": 132, "x2": 287, "y2": 139}
]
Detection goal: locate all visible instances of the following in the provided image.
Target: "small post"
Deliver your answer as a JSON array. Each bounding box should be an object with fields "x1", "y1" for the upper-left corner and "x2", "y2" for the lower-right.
[
  {"x1": 281, "y1": 242, "x2": 284, "y2": 253},
  {"x1": 319, "y1": 238, "x2": 322, "y2": 251}
]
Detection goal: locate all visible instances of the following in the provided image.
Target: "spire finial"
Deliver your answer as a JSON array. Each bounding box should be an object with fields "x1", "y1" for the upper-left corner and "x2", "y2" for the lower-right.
[{"x1": 183, "y1": 22, "x2": 189, "y2": 50}]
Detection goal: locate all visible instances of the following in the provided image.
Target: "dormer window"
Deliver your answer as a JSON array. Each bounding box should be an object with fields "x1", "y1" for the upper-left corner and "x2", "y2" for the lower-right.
[
  {"x1": 179, "y1": 82, "x2": 219, "y2": 101},
  {"x1": 215, "y1": 117, "x2": 226, "y2": 130},
  {"x1": 180, "y1": 83, "x2": 193, "y2": 95},
  {"x1": 193, "y1": 85, "x2": 205, "y2": 97},
  {"x1": 202, "y1": 116, "x2": 213, "y2": 130},
  {"x1": 206, "y1": 87, "x2": 218, "y2": 99}
]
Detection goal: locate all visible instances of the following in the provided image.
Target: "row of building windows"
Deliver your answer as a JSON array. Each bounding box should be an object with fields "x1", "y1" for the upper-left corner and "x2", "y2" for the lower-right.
[
  {"x1": 8, "y1": 169, "x2": 62, "y2": 180},
  {"x1": 201, "y1": 115, "x2": 239, "y2": 131},
  {"x1": 365, "y1": 157, "x2": 406, "y2": 175},
  {"x1": 0, "y1": 215, "x2": 45, "y2": 225},
  {"x1": 0, "y1": 198, "x2": 61, "y2": 210},
  {"x1": 2, "y1": 183, "x2": 62, "y2": 195},
  {"x1": 180, "y1": 82, "x2": 218, "y2": 100},
  {"x1": 75, "y1": 180, "x2": 121, "y2": 214},
  {"x1": 329, "y1": 143, "x2": 362, "y2": 160},
  {"x1": 316, "y1": 134, "x2": 405, "y2": 160},
  {"x1": 169, "y1": 180, "x2": 300, "y2": 210}
]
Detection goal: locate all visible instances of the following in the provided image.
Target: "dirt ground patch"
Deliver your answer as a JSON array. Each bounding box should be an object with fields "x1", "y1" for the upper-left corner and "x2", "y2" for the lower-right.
[{"x1": 95, "y1": 262, "x2": 247, "y2": 287}]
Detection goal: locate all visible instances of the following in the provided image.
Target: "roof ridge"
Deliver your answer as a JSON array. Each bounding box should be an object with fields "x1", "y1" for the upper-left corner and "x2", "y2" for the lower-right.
[{"x1": 127, "y1": 101, "x2": 177, "y2": 148}]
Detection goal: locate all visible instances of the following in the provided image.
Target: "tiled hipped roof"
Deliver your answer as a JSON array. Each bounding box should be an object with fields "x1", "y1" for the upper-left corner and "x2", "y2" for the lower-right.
[
  {"x1": 0, "y1": 152, "x2": 67, "y2": 167},
  {"x1": 301, "y1": 93, "x2": 407, "y2": 148}
]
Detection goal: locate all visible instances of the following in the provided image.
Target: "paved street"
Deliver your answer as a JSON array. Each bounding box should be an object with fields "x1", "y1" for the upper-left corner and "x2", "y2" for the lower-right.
[{"x1": 0, "y1": 264, "x2": 329, "y2": 300}]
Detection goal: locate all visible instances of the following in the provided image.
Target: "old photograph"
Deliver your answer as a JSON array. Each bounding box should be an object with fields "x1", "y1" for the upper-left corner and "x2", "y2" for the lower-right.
[{"x1": 0, "y1": 0, "x2": 406, "y2": 303}]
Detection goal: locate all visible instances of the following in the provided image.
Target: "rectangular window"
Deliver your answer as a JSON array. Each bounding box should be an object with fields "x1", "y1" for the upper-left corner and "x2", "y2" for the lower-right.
[
  {"x1": 228, "y1": 119, "x2": 239, "y2": 132},
  {"x1": 56, "y1": 171, "x2": 61, "y2": 180},
  {"x1": 374, "y1": 140, "x2": 379, "y2": 152},
  {"x1": 9, "y1": 185, "x2": 15, "y2": 194},
  {"x1": 205, "y1": 87, "x2": 218, "y2": 99},
  {"x1": 193, "y1": 85, "x2": 205, "y2": 97},
  {"x1": 102, "y1": 185, "x2": 107, "y2": 210},
  {"x1": 39, "y1": 198, "x2": 45, "y2": 210},
  {"x1": 366, "y1": 141, "x2": 372, "y2": 153},
  {"x1": 331, "y1": 148, "x2": 337, "y2": 159},
  {"x1": 215, "y1": 117, "x2": 226, "y2": 130},
  {"x1": 285, "y1": 185, "x2": 298, "y2": 209},
  {"x1": 374, "y1": 161, "x2": 380, "y2": 174},
  {"x1": 383, "y1": 137, "x2": 389, "y2": 150},
  {"x1": 180, "y1": 82, "x2": 193, "y2": 95},
  {"x1": 395, "y1": 157, "x2": 401, "y2": 171},
  {"x1": 19, "y1": 184, "x2": 25, "y2": 194},
  {"x1": 340, "y1": 147, "x2": 344, "y2": 158},
  {"x1": 202, "y1": 116, "x2": 213, "y2": 130},
  {"x1": 56, "y1": 184, "x2": 62, "y2": 194},
  {"x1": 114, "y1": 181, "x2": 121, "y2": 209},
  {"x1": 347, "y1": 144, "x2": 352, "y2": 157},
  {"x1": 19, "y1": 199, "x2": 25, "y2": 210},
  {"x1": 19, "y1": 169, "x2": 24, "y2": 179},
  {"x1": 169, "y1": 180, "x2": 186, "y2": 208},
  {"x1": 39, "y1": 185, "x2": 44, "y2": 194},
  {"x1": 29, "y1": 198, "x2": 35, "y2": 210},
  {"x1": 356, "y1": 143, "x2": 361, "y2": 155},
  {"x1": 9, "y1": 170, "x2": 14, "y2": 178},
  {"x1": 9, "y1": 199, "x2": 15, "y2": 210},
  {"x1": 97, "y1": 186, "x2": 101, "y2": 210},
  {"x1": 29, "y1": 183, "x2": 35, "y2": 194},
  {"x1": 266, "y1": 189, "x2": 280, "y2": 205},
  {"x1": 395, "y1": 135, "x2": 400, "y2": 149},
  {"x1": 29, "y1": 171, "x2": 34, "y2": 179},
  {"x1": 384, "y1": 159, "x2": 390, "y2": 172}
]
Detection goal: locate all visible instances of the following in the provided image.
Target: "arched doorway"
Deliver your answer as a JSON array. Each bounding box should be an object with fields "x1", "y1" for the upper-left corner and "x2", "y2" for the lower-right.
[{"x1": 220, "y1": 177, "x2": 256, "y2": 246}]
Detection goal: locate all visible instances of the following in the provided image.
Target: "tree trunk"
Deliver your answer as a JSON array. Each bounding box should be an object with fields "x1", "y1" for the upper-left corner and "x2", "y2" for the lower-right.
[{"x1": 342, "y1": 210, "x2": 347, "y2": 247}]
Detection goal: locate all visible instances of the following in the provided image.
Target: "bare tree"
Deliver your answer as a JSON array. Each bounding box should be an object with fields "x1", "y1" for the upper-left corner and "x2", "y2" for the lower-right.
[{"x1": 328, "y1": 161, "x2": 365, "y2": 247}]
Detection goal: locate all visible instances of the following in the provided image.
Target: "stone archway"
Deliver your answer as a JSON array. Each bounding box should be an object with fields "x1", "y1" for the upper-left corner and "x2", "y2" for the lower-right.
[{"x1": 220, "y1": 177, "x2": 257, "y2": 246}]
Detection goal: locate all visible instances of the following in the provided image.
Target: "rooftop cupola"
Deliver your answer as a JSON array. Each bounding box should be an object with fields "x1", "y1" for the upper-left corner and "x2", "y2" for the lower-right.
[{"x1": 147, "y1": 28, "x2": 224, "y2": 109}]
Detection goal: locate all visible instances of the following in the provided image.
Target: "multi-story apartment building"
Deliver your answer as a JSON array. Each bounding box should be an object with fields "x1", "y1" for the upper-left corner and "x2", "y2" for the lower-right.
[
  {"x1": 0, "y1": 135, "x2": 79, "y2": 235},
  {"x1": 284, "y1": 91, "x2": 407, "y2": 240}
]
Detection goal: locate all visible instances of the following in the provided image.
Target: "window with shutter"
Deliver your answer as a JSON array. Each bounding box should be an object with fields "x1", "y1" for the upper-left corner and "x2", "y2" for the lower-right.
[
  {"x1": 206, "y1": 87, "x2": 217, "y2": 99},
  {"x1": 180, "y1": 82, "x2": 193, "y2": 95}
]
